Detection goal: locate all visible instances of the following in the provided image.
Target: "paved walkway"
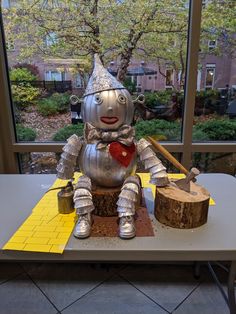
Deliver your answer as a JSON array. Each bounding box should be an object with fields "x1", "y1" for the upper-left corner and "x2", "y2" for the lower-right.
[{"x1": 0, "y1": 263, "x2": 230, "y2": 314}]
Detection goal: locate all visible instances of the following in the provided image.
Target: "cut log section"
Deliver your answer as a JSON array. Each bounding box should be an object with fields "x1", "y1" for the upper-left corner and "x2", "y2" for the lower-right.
[
  {"x1": 92, "y1": 186, "x2": 121, "y2": 216},
  {"x1": 92, "y1": 185, "x2": 142, "y2": 217},
  {"x1": 155, "y1": 181, "x2": 210, "y2": 229}
]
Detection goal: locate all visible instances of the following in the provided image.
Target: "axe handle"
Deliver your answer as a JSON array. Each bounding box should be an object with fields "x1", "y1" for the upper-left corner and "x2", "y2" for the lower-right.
[{"x1": 147, "y1": 136, "x2": 189, "y2": 176}]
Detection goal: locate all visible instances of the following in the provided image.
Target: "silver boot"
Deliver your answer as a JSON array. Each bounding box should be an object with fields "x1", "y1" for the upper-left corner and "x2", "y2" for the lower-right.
[
  {"x1": 73, "y1": 213, "x2": 92, "y2": 239},
  {"x1": 119, "y1": 215, "x2": 136, "y2": 239}
]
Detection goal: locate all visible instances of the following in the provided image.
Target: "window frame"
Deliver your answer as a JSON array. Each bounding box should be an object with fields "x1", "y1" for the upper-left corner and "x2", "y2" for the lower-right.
[
  {"x1": 45, "y1": 70, "x2": 64, "y2": 81},
  {"x1": 205, "y1": 64, "x2": 216, "y2": 89},
  {"x1": 0, "y1": 0, "x2": 236, "y2": 174},
  {"x1": 208, "y1": 39, "x2": 217, "y2": 51}
]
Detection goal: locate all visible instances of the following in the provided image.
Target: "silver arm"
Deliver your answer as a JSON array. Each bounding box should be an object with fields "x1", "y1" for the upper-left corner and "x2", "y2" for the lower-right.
[
  {"x1": 136, "y1": 138, "x2": 169, "y2": 187},
  {"x1": 56, "y1": 134, "x2": 83, "y2": 180}
]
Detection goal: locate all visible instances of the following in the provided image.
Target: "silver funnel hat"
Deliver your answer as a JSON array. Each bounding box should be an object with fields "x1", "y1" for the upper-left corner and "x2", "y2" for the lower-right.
[{"x1": 84, "y1": 54, "x2": 125, "y2": 96}]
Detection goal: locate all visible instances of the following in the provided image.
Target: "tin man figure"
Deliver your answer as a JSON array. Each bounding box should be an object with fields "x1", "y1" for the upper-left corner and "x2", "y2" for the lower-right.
[{"x1": 57, "y1": 54, "x2": 169, "y2": 239}]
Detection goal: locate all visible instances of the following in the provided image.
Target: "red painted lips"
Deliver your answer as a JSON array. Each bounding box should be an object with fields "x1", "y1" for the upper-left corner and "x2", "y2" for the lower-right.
[{"x1": 100, "y1": 117, "x2": 118, "y2": 124}]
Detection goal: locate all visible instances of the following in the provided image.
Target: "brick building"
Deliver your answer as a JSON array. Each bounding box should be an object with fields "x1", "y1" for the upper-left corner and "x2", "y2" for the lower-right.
[{"x1": 3, "y1": 1, "x2": 236, "y2": 94}]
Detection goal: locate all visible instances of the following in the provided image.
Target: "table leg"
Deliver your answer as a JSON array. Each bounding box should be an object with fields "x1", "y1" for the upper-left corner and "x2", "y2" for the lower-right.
[
  {"x1": 228, "y1": 261, "x2": 236, "y2": 314},
  {"x1": 207, "y1": 262, "x2": 229, "y2": 305},
  {"x1": 207, "y1": 261, "x2": 236, "y2": 314},
  {"x1": 193, "y1": 261, "x2": 201, "y2": 279}
]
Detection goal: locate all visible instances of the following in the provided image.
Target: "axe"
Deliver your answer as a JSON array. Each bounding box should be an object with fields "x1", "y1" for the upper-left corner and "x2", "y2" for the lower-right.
[
  {"x1": 147, "y1": 136, "x2": 200, "y2": 191},
  {"x1": 174, "y1": 167, "x2": 200, "y2": 192}
]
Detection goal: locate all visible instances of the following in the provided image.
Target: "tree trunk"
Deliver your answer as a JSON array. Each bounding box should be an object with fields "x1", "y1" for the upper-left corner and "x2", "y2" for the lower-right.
[
  {"x1": 92, "y1": 185, "x2": 142, "y2": 217},
  {"x1": 92, "y1": 186, "x2": 121, "y2": 216},
  {"x1": 116, "y1": 49, "x2": 133, "y2": 82},
  {"x1": 154, "y1": 181, "x2": 210, "y2": 229}
]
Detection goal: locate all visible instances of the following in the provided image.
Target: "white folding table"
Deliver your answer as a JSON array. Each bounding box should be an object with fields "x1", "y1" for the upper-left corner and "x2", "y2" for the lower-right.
[{"x1": 0, "y1": 173, "x2": 235, "y2": 313}]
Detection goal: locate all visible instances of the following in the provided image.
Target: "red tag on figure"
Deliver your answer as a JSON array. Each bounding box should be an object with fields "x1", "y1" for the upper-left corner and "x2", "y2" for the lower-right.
[{"x1": 109, "y1": 142, "x2": 136, "y2": 167}]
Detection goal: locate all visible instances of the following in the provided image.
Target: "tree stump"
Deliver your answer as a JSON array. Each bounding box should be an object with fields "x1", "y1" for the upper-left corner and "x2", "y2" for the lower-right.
[
  {"x1": 92, "y1": 186, "x2": 121, "y2": 216},
  {"x1": 155, "y1": 181, "x2": 210, "y2": 229},
  {"x1": 92, "y1": 185, "x2": 142, "y2": 217}
]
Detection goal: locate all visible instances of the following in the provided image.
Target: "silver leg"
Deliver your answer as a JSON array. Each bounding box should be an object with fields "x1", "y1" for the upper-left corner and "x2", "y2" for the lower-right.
[{"x1": 228, "y1": 261, "x2": 236, "y2": 314}]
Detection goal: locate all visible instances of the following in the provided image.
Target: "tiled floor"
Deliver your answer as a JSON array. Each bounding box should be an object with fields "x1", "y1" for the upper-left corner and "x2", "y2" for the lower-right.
[{"x1": 0, "y1": 262, "x2": 231, "y2": 314}]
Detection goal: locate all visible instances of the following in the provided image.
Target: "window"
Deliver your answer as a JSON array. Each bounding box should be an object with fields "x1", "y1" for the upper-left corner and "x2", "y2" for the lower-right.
[
  {"x1": 1, "y1": 1, "x2": 236, "y2": 175},
  {"x1": 208, "y1": 40, "x2": 216, "y2": 51},
  {"x1": 165, "y1": 66, "x2": 174, "y2": 88},
  {"x1": 193, "y1": 1, "x2": 236, "y2": 147},
  {"x1": 45, "y1": 71, "x2": 64, "y2": 81},
  {"x1": 205, "y1": 64, "x2": 215, "y2": 89}
]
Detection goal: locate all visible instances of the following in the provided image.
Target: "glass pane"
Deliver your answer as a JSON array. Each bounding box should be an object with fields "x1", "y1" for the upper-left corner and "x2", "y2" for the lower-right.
[
  {"x1": 1, "y1": 1, "x2": 190, "y2": 143},
  {"x1": 19, "y1": 151, "x2": 181, "y2": 175},
  {"x1": 193, "y1": 1, "x2": 236, "y2": 142},
  {"x1": 19, "y1": 152, "x2": 58, "y2": 174},
  {"x1": 19, "y1": 152, "x2": 82, "y2": 174},
  {"x1": 192, "y1": 152, "x2": 236, "y2": 176},
  {"x1": 137, "y1": 153, "x2": 182, "y2": 173}
]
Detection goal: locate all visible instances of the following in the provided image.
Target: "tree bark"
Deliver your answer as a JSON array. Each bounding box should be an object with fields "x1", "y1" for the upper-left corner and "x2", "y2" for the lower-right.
[
  {"x1": 92, "y1": 186, "x2": 121, "y2": 216},
  {"x1": 117, "y1": 48, "x2": 134, "y2": 82},
  {"x1": 155, "y1": 181, "x2": 210, "y2": 229}
]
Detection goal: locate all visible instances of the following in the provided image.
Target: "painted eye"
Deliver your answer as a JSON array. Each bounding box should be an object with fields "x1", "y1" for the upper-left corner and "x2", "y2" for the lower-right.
[
  {"x1": 118, "y1": 94, "x2": 126, "y2": 104},
  {"x1": 95, "y1": 93, "x2": 103, "y2": 104}
]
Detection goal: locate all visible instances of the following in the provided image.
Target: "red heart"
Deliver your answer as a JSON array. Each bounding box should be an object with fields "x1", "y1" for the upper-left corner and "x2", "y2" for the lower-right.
[{"x1": 109, "y1": 142, "x2": 136, "y2": 168}]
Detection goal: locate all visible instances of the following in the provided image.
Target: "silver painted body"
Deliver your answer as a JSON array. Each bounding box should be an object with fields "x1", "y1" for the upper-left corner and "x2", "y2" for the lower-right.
[
  {"x1": 79, "y1": 143, "x2": 136, "y2": 187},
  {"x1": 57, "y1": 54, "x2": 169, "y2": 239}
]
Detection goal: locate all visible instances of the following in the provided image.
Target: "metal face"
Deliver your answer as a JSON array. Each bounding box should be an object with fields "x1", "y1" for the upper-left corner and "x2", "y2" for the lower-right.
[{"x1": 82, "y1": 89, "x2": 134, "y2": 130}]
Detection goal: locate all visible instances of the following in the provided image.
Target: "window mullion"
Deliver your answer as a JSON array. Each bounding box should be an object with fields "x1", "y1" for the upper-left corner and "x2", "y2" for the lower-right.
[
  {"x1": 0, "y1": 15, "x2": 19, "y2": 173},
  {"x1": 181, "y1": 0, "x2": 202, "y2": 169}
]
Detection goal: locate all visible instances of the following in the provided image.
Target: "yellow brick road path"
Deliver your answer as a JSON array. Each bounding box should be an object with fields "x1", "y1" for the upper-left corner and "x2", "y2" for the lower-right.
[{"x1": 3, "y1": 173, "x2": 82, "y2": 254}]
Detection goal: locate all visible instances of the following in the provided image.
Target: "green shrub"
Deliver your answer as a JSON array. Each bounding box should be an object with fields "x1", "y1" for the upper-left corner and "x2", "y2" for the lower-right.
[
  {"x1": 144, "y1": 90, "x2": 173, "y2": 109},
  {"x1": 37, "y1": 92, "x2": 70, "y2": 116},
  {"x1": 196, "y1": 89, "x2": 220, "y2": 100},
  {"x1": 155, "y1": 90, "x2": 173, "y2": 105},
  {"x1": 10, "y1": 68, "x2": 37, "y2": 82},
  {"x1": 13, "y1": 63, "x2": 40, "y2": 79},
  {"x1": 53, "y1": 124, "x2": 84, "y2": 141},
  {"x1": 123, "y1": 77, "x2": 136, "y2": 94},
  {"x1": 16, "y1": 124, "x2": 37, "y2": 141},
  {"x1": 11, "y1": 84, "x2": 41, "y2": 109},
  {"x1": 192, "y1": 129, "x2": 210, "y2": 141},
  {"x1": 144, "y1": 93, "x2": 160, "y2": 108},
  {"x1": 135, "y1": 119, "x2": 181, "y2": 140},
  {"x1": 194, "y1": 119, "x2": 236, "y2": 141},
  {"x1": 195, "y1": 89, "x2": 221, "y2": 113},
  {"x1": 50, "y1": 92, "x2": 70, "y2": 113},
  {"x1": 37, "y1": 98, "x2": 58, "y2": 116}
]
